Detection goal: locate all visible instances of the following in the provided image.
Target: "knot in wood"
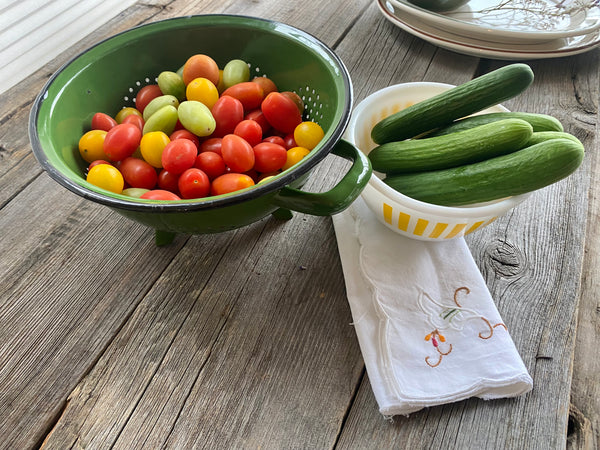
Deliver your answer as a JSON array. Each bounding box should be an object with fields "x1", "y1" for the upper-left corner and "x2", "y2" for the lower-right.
[{"x1": 484, "y1": 239, "x2": 527, "y2": 278}]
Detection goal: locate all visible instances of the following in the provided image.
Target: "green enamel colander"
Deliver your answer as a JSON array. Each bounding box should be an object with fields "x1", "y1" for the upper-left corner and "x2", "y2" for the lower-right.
[{"x1": 29, "y1": 14, "x2": 371, "y2": 245}]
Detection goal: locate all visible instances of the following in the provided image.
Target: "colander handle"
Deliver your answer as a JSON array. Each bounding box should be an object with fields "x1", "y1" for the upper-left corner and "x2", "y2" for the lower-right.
[{"x1": 272, "y1": 139, "x2": 372, "y2": 216}]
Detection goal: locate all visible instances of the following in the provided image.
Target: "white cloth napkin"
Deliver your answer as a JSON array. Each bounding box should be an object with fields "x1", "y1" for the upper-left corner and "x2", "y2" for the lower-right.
[{"x1": 332, "y1": 197, "x2": 533, "y2": 417}]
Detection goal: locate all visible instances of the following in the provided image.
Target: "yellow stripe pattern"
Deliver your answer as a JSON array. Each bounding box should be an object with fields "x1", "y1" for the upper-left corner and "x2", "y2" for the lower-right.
[{"x1": 379, "y1": 203, "x2": 493, "y2": 240}]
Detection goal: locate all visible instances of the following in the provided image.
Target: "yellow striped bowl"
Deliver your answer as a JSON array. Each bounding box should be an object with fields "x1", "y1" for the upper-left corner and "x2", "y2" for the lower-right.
[{"x1": 345, "y1": 82, "x2": 531, "y2": 242}]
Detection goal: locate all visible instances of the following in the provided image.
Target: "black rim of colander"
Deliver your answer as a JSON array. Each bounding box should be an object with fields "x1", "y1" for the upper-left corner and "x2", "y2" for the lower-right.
[{"x1": 29, "y1": 14, "x2": 353, "y2": 213}]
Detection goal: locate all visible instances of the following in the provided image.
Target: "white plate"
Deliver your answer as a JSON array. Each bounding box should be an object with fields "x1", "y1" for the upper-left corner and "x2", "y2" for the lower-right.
[
  {"x1": 388, "y1": 0, "x2": 600, "y2": 44},
  {"x1": 378, "y1": 0, "x2": 600, "y2": 59}
]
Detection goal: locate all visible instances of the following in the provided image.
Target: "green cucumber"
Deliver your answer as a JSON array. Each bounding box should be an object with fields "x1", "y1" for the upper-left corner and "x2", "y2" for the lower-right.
[
  {"x1": 425, "y1": 112, "x2": 563, "y2": 137},
  {"x1": 383, "y1": 138, "x2": 584, "y2": 206},
  {"x1": 525, "y1": 131, "x2": 582, "y2": 146},
  {"x1": 371, "y1": 63, "x2": 534, "y2": 144},
  {"x1": 369, "y1": 118, "x2": 533, "y2": 174}
]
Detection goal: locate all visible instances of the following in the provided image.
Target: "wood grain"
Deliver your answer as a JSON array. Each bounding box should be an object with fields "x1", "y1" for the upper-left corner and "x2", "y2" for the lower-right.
[{"x1": 0, "y1": 0, "x2": 597, "y2": 448}]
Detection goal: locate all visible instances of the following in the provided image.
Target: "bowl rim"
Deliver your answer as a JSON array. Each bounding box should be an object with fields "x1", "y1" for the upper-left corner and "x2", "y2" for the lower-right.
[
  {"x1": 346, "y1": 81, "x2": 531, "y2": 219},
  {"x1": 28, "y1": 14, "x2": 353, "y2": 213}
]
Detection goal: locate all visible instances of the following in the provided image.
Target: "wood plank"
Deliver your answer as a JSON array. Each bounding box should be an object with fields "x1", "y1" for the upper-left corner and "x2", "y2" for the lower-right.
[
  {"x1": 334, "y1": 4, "x2": 597, "y2": 449},
  {"x1": 568, "y1": 50, "x2": 600, "y2": 448},
  {"x1": 3, "y1": 0, "x2": 370, "y2": 448},
  {"x1": 0, "y1": 174, "x2": 190, "y2": 449}
]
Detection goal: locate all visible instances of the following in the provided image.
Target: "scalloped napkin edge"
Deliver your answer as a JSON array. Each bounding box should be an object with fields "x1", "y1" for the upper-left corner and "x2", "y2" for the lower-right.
[{"x1": 332, "y1": 197, "x2": 533, "y2": 417}]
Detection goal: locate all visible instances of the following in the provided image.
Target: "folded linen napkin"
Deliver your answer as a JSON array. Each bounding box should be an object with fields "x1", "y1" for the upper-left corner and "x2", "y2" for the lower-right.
[{"x1": 332, "y1": 197, "x2": 533, "y2": 417}]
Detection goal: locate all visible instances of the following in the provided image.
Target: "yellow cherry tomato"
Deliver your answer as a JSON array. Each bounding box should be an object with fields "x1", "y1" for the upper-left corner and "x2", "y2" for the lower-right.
[
  {"x1": 293, "y1": 121, "x2": 324, "y2": 150},
  {"x1": 140, "y1": 131, "x2": 171, "y2": 168},
  {"x1": 216, "y1": 69, "x2": 226, "y2": 93},
  {"x1": 186, "y1": 77, "x2": 219, "y2": 109},
  {"x1": 86, "y1": 164, "x2": 124, "y2": 194},
  {"x1": 282, "y1": 146, "x2": 310, "y2": 170},
  {"x1": 115, "y1": 107, "x2": 142, "y2": 124},
  {"x1": 78, "y1": 129, "x2": 108, "y2": 163}
]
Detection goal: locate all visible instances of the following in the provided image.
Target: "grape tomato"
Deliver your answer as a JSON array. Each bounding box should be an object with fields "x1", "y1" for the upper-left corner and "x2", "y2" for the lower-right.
[
  {"x1": 253, "y1": 142, "x2": 287, "y2": 173},
  {"x1": 211, "y1": 95, "x2": 244, "y2": 138},
  {"x1": 103, "y1": 123, "x2": 142, "y2": 161},
  {"x1": 80, "y1": 51, "x2": 327, "y2": 203},
  {"x1": 222, "y1": 59, "x2": 250, "y2": 89},
  {"x1": 211, "y1": 173, "x2": 255, "y2": 196},
  {"x1": 261, "y1": 92, "x2": 302, "y2": 134},
  {"x1": 91, "y1": 113, "x2": 117, "y2": 131},
  {"x1": 161, "y1": 138, "x2": 198, "y2": 174},
  {"x1": 195, "y1": 151, "x2": 226, "y2": 180},
  {"x1": 221, "y1": 82, "x2": 264, "y2": 111},
  {"x1": 178, "y1": 168, "x2": 210, "y2": 199},
  {"x1": 221, "y1": 134, "x2": 255, "y2": 173},
  {"x1": 234, "y1": 119, "x2": 262, "y2": 147},
  {"x1": 135, "y1": 84, "x2": 163, "y2": 113},
  {"x1": 119, "y1": 157, "x2": 158, "y2": 189}
]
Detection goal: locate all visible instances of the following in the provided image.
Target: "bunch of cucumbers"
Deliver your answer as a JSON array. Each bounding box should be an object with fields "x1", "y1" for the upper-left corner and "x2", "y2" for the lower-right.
[{"x1": 369, "y1": 63, "x2": 585, "y2": 206}]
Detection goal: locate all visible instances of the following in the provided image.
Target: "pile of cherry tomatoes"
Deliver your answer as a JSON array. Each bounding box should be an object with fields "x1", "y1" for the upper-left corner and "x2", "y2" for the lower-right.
[{"x1": 79, "y1": 54, "x2": 325, "y2": 201}]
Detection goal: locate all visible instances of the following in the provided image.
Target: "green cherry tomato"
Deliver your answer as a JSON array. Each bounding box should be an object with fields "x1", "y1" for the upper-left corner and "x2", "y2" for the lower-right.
[
  {"x1": 222, "y1": 59, "x2": 250, "y2": 89},
  {"x1": 177, "y1": 100, "x2": 216, "y2": 137}
]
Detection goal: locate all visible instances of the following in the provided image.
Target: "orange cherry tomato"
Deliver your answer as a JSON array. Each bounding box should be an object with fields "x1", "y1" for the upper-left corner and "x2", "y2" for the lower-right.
[{"x1": 211, "y1": 173, "x2": 255, "y2": 196}]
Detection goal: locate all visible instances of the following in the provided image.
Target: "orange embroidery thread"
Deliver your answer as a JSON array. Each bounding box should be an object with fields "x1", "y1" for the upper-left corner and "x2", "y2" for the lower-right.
[
  {"x1": 424, "y1": 329, "x2": 453, "y2": 367},
  {"x1": 423, "y1": 287, "x2": 508, "y2": 367}
]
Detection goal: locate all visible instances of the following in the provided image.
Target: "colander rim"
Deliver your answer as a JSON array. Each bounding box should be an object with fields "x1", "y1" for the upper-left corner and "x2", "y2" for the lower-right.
[{"x1": 29, "y1": 14, "x2": 353, "y2": 213}]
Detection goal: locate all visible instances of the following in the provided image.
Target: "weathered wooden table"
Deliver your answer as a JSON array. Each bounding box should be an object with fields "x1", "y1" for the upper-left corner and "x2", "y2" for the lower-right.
[{"x1": 1, "y1": 1, "x2": 598, "y2": 448}]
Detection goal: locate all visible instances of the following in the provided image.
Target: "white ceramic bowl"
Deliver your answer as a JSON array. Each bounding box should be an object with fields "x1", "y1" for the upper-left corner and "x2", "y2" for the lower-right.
[{"x1": 345, "y1": 82, "x2": 531, "y2": 241}]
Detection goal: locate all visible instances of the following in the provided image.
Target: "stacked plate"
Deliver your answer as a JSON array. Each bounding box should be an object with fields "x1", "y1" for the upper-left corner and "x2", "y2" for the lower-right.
[{"x1": 377, "y1": 0, "x2": 600, "y2": 59}]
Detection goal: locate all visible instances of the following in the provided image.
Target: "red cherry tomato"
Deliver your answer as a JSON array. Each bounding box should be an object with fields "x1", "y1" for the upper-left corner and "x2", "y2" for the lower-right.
[
  {"x1": 253, "y1": 142, "x2": 288, "y2": 173},
  {"x1": 157, "y1": 169, "x2": 180, "y2": 193},
  {"x1": 262, "y1": 135, "x2": 286, "y2": 147},
  {"x1": 121, "y1": 113, "x2": 144, "y2": 130},
  {"x1": 161, "y1": 139, "x2": 198, "y2": 174},
  {"x1": 195, "y1": 151, "x2": 226, "y2": 180},
  {"x1": 91, "y1": 112, "x2": 117, "y2": 131},
  {"x1": 211, "y1": 173, "x2": 255, "y2": 196},
  {"x1": 135, "y1": 84, "x2": 163, "y2": 113},
  {"x1": 170, "y1": 129, "x2": 200, "y2": 149},
  {"x1": 178, "y1": 168, "x2": 210, "y2": 199},
  {"x1": 283, "y1": 133, "x2": 297, "y2": 149},
  {"x1": 211, "y1": 95, "x2": 244, "y2": 138},
  {"x1": 199, "y1": 137, "x2": 223, "y2": 155},
  {"x1": 140, "y1": 189, "x2": 181, "y2": 200},
  {"x1": 251, "y1": 76, "x2": 278, "y2": 97},
  {"x1": 221, "y1": 134, "x2": 255, "y2": 173},
  {"x1": 245, "y1": 109, "x2": 271, "y2": 134},
  {"x1": 119, "y1": 157, "x2": 158, "y2": 189},
  {"x1": 221, "y1": 82, "x2": 264, "y2": 111},
  {"x1": 281, "y1": 91, "x2": 305, "y2": 114},
  {"x1": 103, "y1": 123, "x2": 142, "y2": 161},
  {"x1": 234, "y1": 119, "x2": 262, "y2": 147},
  {"x1": 261, "y1": 92, "x2": 303, "y2": 134}
]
